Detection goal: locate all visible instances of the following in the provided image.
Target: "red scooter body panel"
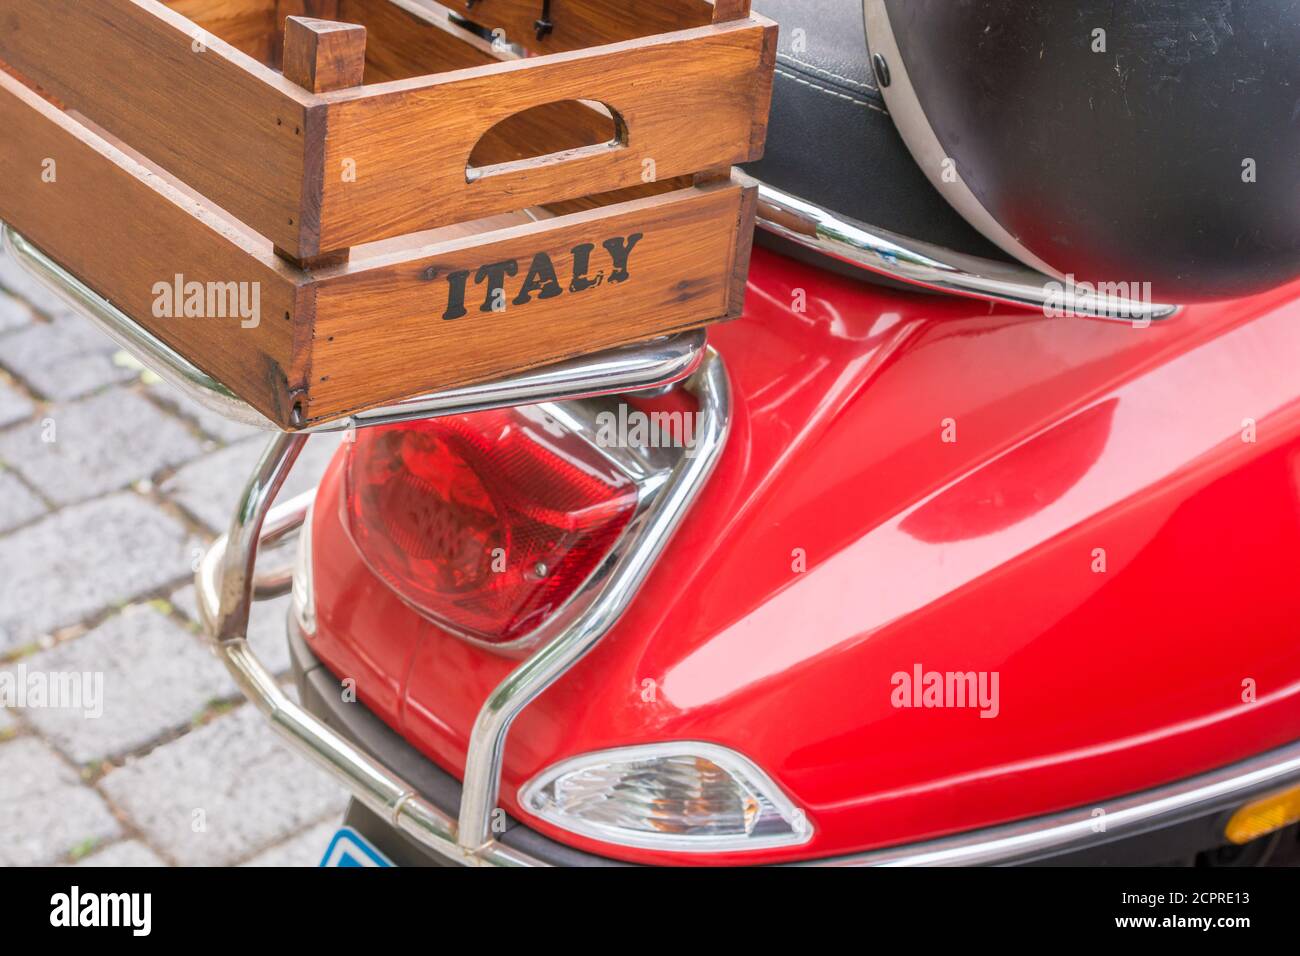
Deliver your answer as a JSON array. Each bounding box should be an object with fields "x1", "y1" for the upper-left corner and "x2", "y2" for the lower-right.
[{"x1": 306, "y1": 245, "x2": 1300, "y2": 864}]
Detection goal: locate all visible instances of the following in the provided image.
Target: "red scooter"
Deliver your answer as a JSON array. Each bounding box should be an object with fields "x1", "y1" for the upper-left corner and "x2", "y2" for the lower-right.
[
  {"x1": 283, "y1": 0, "x2": 1300, "y2": 866},
  {"x1": 7, "y1": 0, "x2": 1300, "y2": 868}
]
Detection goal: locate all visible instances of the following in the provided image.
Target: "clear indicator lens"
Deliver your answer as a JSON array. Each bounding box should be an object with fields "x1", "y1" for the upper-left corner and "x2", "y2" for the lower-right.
[{"x1": 522, "y1": 744, "x2": 812, "y2": 853}]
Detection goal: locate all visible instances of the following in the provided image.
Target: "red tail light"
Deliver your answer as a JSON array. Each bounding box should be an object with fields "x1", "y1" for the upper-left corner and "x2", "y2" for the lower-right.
[{"x1": 343, "y1": 406, "x2": 639, "y2": 646}]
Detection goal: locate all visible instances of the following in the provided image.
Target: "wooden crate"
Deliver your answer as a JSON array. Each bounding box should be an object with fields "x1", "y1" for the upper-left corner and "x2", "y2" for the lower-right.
[{"x1": 0, "y1": 0, "x2": 775, "y2": 427}]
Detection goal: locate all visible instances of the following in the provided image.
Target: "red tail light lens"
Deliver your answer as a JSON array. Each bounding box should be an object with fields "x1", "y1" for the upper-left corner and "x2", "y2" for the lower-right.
[{"x1": 343, "y1": 406, "x2": 639, "y2": 646}]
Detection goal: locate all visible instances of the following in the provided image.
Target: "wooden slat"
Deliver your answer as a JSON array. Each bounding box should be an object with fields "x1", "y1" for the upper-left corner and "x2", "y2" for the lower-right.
[
  {"x1": 0, "y1": 1, "x2": 772, "y2": 257},
  {"x1": 303, "y1": 180, "x2": 753, "y2": 423},
  {"x1": 338, "y1": 0, "x2": 633, "y2": 165},
  {"x1": 276, "y1": 15, "x2": 368, "y2": 269},
  {"x1": 437, "y1": 0, "x2": 745, "y2": 52},
  {"x1": 338, "y1": 0, "x2": 490, "y2": 80},
  {"x1": 0, "y1": 68, "x2": 308, "y2": 427},
  {"x1": 163, "y1": 0, "x2": 278, "y2": 63},
  {"x1": 709, "y1": 0, "x2": 753, "y2": 21},
  {"x1": 0, "y1": 0, "x2": 316, "y2": 256},
  {"x1": 317, "y1": 17, "x2": 777, "y2": 250},
  {"x1": 336, "y1": 0, "x2": 691, "y2": 213}
]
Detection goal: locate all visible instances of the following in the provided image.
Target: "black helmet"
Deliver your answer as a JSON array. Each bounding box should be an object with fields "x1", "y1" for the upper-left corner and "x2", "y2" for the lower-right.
[{"x1": 864, "y1": 0, "x2": 1300, "y2": 301}]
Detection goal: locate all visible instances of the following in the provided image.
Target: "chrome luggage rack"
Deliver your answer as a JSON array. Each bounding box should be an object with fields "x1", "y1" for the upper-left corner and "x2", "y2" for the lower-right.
[{"x1": 3, "y1": 221, "x2": 726, "y2": 867}]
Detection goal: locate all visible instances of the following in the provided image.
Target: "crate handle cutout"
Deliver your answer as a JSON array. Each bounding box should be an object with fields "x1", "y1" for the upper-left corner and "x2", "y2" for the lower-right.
[{"x1": 465, "y1": 99, "x2": 628, "y2": 183}]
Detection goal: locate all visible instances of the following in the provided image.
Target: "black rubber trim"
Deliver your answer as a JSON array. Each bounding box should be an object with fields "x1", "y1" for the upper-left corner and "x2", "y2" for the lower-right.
[{"x1": 1019, "y1": 799, "x2": 1297, "y2": 867}]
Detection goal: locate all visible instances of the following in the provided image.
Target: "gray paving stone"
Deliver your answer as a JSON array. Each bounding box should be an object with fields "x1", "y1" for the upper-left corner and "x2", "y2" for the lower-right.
[
  {"x1": 0, "y1": 316, "x2": 135, "y2": 400},
  {"x1": 0, "y1": 706, "x2": 16, "y2": 737},
  {"x1": 19, "y1": 605, "x2": 232, "y2": 764},
  {"x1": 170, "y1": 585, "x2": 292, "y2": 679},
  {"x1": 0, "y1": 289, "x2": 35, "y2": 334},
  {"x1": 0, "y1": 380, "x2": 34, "y2": 428},
  {"x1": 145, "y1": 382, "x2": 263, "y2": 445},
  {"x1": 100, "y1": 704, "x2": 347, "y2": 866},
  {"x1": 0, "y1": 388, "x2": 203, "y2": 506},
  {"x1": 240, "y1": 818, "x2": 340, "y2": 867},
  {"x1": 0, "y1": 252, "x2": 78, "y2": 321},
  {"x1": 73, "y1": 839, "x2": 167, "y2": 867},
  {"x1": 0, "y1": 737, "x2": 122, "y2": 865},
  {"x1": 0, "y1": 469, "x2": 46, "y2": 533},
  {"x1": 0, "y1": 494, "x2": 197, "y2": 653},
  {"x1": 162, "y1": 433, "x2": 343, "y2": 533}
]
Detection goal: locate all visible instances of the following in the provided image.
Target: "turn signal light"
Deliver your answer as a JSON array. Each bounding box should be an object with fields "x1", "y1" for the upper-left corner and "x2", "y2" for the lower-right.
[
  {"x1": 343, "y1": 405, "x2": 638, "y2": 646},
  {"x1": 1224, "y1": 784, "x2": 1300, "y2": 844},
  {"x1": 520, "y1": 743, "x2": 813, "y2": 853}
]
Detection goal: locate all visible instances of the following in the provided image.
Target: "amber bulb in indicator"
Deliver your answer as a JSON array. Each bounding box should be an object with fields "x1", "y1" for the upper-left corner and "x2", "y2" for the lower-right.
[{"x1": 1224, "y1": 784, "x2": 1300, "y2": 845}]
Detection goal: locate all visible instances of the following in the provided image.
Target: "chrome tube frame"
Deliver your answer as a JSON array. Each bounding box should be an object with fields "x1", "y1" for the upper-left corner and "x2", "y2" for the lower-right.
[
  {"x1": 747, "y1": 175, "x2": 1180, "y2": 322},
  {"x1": 246, "y1": 489, "x2": 317, "y2": 599},
  {"x1": 189, "y1": 354, "x2": 727, "y2": 866},
  {"x1": 195, "y1": 440, "x2": 544, "y2": 866},
  {"x1": 5, "y1": 221, "x2": 722, "y2": 866},
  {"x1": 816, "y1": 736, "x2": 1300, "y2": 866},
  {"x1": 456, "y1": 355, "x2": 729, "y2": 851}
]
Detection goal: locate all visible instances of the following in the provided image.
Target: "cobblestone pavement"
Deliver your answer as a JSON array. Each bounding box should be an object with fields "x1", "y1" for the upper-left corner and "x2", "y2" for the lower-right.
[{"x1": 0, "y1": 249, "x2": 350, "y2": 866}]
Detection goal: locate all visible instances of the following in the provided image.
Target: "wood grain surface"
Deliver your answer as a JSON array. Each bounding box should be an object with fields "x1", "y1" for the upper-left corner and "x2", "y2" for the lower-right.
[
  {"x1": 164, "y1": 0, "x2": 278, "y2": 62},
  {"x1": 0, "y1": 62, "x2": 756, "y2": 426},
  {"x1": 317, "y1": 16, "x2": 776, "y2": 250},
  {"x1": 437, "y1": 0, "x2": 747, "y2": 52},
  {"x1": 0, "y1": 0, "x2": 771, "y2": 425},
  {"x1": 0, "y1": 1, "x2": 774, "y2": 258},
  {"x1": 304, "y1": 179, "x2": 753, "y2": 422},
  {"x1": 0, "y1": 0, "x2": 317, "y2": 254},
  {"x1": 282, "y1": 16, "x2": 367, "y2": 92},
  {"x1": 0, "y1": 66, "x2": 307, "y2": 426}
]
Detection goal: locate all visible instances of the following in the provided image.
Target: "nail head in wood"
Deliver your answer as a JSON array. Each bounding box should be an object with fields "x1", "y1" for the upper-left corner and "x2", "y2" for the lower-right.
[{"x1": 282, "y1": 17, "x2": 367, "y2": 93}]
